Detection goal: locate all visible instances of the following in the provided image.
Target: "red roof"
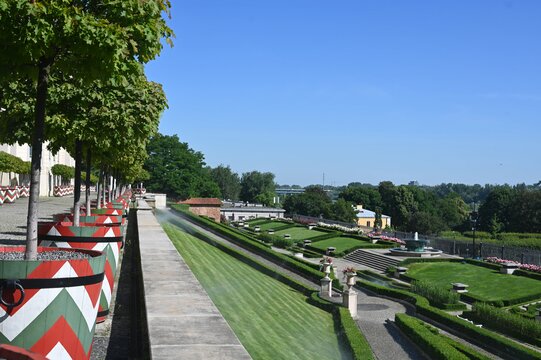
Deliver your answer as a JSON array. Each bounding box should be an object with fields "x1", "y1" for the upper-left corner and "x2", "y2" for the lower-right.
[{"x1": 179, "y1": 198, "x2": 222, "y2": 206}]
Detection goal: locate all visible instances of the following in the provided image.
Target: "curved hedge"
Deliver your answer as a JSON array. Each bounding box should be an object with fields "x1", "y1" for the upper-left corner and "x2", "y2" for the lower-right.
[
  {"x1": 395, "y1": 313, "x2": 490, "y2": 360},
  {"x1": 357, "y1": 280, "x2": 541, "y2": 360}
]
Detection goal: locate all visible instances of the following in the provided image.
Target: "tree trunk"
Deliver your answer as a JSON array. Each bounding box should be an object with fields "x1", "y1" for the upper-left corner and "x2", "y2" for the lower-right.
[
  {"x1": 85, "y1": 147, "x2": 92, "y2": 215},
  {"x1": 25, "y1": 58, "x2": 51, "y2": 261},
  {"x1": 73, "y1": 140, "x2": 83, "y2": 227},
  {"x1": 96, "y1": 168, "x2": 103, "y2": 209}
]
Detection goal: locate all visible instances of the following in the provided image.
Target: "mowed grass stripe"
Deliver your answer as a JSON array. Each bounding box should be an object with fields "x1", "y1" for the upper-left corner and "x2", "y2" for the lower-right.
[{"x1": 163, "y1": 223, "x2": 350, "y2": 360}]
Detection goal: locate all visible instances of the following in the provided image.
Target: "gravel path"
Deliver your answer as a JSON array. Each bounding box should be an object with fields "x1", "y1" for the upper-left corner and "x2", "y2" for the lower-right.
[{"x1": 157, "y1": 209, "x2": 425, "y2": 360}]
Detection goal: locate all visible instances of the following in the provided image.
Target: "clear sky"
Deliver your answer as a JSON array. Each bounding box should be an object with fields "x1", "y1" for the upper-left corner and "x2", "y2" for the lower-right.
[{"x1": 145, "y1": 0, "x2": 541, "y2": 187}]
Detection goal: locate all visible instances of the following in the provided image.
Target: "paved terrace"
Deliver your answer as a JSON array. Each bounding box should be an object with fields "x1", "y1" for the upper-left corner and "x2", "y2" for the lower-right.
[{"x1": 137, "y1": 200, "x2": 251, "y2": 359}]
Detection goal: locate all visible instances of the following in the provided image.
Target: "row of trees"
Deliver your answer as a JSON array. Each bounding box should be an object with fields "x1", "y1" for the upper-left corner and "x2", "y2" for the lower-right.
[
  {"x1": 283, "y1": 186, "x2": 357, "y2": 223},
  {"x1": 281, "y1": 181, "x2": 541, "y2": 235},
  {"x1": 142, "y1": 133, "x2": 277, "y2": 204},
  {"x1": 0, "y1": 1, "x2": 173, "y2": 259}
]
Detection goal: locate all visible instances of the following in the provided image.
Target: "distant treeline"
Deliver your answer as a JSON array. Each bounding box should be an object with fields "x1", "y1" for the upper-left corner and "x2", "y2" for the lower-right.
[{"x1": 282, "y1": 181, "x2": 541, "y2": 235}]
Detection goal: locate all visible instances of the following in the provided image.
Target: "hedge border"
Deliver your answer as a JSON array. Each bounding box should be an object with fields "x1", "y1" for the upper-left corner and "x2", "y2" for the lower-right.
[
  {"x1": 395, "y1": 313, "x2": 481, "y2": 360},
  {"x1": 357, "y1": 279, "x2": 541, "y2": 360}
]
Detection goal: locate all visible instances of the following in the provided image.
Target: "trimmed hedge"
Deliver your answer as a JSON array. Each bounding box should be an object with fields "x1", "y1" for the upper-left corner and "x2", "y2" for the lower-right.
[
  {"x1": 306, "y1": 293, "x2": 374, "y2": 360},
  {"x1": 357, "y1": 279, "x2": 541, "y2": 360},
  {"x1": 395, "y1": 313, "x2": 484, "y2": 360},
  {"x1": 338, "y1": 307, "x2": 374, "y2": 360},
  {"x1": 515, "y1": 269, "x2": 541, "y2": 282}
]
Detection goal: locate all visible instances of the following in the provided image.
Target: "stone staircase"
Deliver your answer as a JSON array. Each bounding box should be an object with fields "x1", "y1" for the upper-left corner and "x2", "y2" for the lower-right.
[{"x1": 344, "y1": 249, "x2": 401, "y2": 272}]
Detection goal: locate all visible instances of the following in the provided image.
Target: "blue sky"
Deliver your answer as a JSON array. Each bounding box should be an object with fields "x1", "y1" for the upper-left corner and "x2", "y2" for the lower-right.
[{"x1": 146, "y1": 1, "x2": 541, "y2": 187}]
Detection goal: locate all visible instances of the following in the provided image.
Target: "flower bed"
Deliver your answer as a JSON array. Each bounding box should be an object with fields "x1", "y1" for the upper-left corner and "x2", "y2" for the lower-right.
[
  {"x1": 486, "y1": 257, "x2": 541, "y2": 274},
  {"x1": 367, "y1": 232, "x2": 405, "y2": 245}
]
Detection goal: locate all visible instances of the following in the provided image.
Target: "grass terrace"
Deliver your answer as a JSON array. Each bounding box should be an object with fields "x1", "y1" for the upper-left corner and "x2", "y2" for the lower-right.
[
  {"x1": 405, "y1": 261, "x2": 541, "y2": 304},
  {"x1": 310, "y1": 237, "x2": 377, "y2": 254},
  {"x1": 246, "y1": 220, "x2": 291, "y2": 231},
  {"x1": 274, "y1": 226, "x2": 329, "y2": 240},
  {"x1": 163, "y1": 222, "x2": 352, "y2": 360}
]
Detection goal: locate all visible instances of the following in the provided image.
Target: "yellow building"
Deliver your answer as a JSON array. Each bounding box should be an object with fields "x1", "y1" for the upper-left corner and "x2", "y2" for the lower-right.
[{"x1": 355, "y1": 204, "x2": 391, "y2": 229}]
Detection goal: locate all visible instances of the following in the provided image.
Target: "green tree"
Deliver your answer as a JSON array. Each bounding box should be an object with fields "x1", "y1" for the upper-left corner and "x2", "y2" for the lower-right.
[
  {"x1": 339, "y1": 185, "x2": 382, "y2": 211},
  {"x1": 239, "y1": 171, "x2": 276, "y2": 204},
  {"x1": 209, "y1": 165, "x2": 241, "y2": 201},
  {"x1": 0, "y1": 0, "x2": 173, "y2": 259},
  {"x1": 331, "y1": 198, "x2": 357, "y2": 223},
  {"x1": 144, "y1": 133, "x2": 220, "y2": 200},
  {"x1": 283, "y1": 186, "x2": 332, "y2": 219},
  {"x1": 478, "y1": 186, "x2": 513, "y2": 232}
]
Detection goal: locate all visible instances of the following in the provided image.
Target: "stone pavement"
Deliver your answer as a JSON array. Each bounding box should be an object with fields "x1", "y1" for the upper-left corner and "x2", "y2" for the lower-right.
[
  {"x1": 138, "y1": 201, "x2": 251, "y2": 359},
  {"x1": 0, "y1": 195, "x2": 75, "y2": 244}
]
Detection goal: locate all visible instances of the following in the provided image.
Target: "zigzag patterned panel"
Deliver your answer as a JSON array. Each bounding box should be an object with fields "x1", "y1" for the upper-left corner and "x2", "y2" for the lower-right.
[{"x1": 0, "y1": 247, "x2": 105, "y2": 360}]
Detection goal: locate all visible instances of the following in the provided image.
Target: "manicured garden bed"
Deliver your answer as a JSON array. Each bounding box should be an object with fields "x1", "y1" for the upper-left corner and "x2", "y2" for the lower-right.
[
  {"x1": 404, "y1": 262, "x2": 541, "y2": 304},
  {"x1": 310, "y1": 237, "x2": 379, "y2": 253},
  {"x1": 163, "y1": 223, "x2": 353, "y2": 360},
  {"x1": 274, "y1": 226, "x2": 328, "y2": 240},
  {"x1": 246, "y1": 220, "x2": 291, "y2": 231}
]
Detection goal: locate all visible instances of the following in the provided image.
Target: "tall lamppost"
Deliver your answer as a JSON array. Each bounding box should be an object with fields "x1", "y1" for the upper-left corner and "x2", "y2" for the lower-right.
[{"x1": 470, "y1": 203, "x2": 479, "y2": 259}]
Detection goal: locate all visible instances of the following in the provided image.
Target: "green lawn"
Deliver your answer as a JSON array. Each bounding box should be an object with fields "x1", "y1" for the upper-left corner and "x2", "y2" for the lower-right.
[
  {"x1": 310, "y1": 237, "x2": 371, "y2": 253},
  {"x1": 406, "y1": 262, "x2": 541, "y2": 303},
  {"x1": 246, "y1": 220, "x2": 291, "y2": 231},
  {"x1": 163, "y1": 223, "x2": 351, "y2": 360},
  {"x1": 274, "y1": 226, "x2": 328, "y2": 240}
]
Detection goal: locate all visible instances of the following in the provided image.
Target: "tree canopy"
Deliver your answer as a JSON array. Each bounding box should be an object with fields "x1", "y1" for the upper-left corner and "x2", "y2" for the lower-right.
[
  {"x1": 239, "y1": 171, "x2": 276, "y2": 205},
  {"x1": 144, "y1": 133, "x2": 220, "y2": 200},
  {"x1": 208, "y1": 165, "x2": 241, "y2": 201}
]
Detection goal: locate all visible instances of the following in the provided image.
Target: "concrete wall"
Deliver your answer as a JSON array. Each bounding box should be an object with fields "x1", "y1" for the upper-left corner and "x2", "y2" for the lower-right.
[{"x1": 189, "y1": 205, "x2": 221, "y2": 222}]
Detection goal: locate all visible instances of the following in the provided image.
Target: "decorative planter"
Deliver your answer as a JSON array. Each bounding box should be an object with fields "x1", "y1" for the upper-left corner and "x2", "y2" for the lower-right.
[
  {"x1": 18, "y1": 185, "x2": 30, "y2": 198},
  {"x1": 0, "y1": 189, "x2": 5, "y2": 205},
  {"x1": 53, "y1": 214, "x2": 125, "y2": 226},
  {"x1": 3, "y1": 187, "x2": 18, "y2": 203},
  {"x1": 37, "y1": 222, "x2": 123, "y2": 323},
  {"x1": 0, "y1": 246, "x2": 106, "y2": 359},
  {"x1": 346, "y1": 273, "x2": 357, "y2": 286},
  {"x1": 84, "y1": 208, "x2": 125, "y2": 217}
]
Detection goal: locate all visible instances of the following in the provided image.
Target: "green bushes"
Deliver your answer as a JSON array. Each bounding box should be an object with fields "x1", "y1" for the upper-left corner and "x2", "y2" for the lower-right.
[
  {"x1": 411, "y1": 280, "x2": 464, "y2": 310},
  {"x1": 357, "y1": 279, "x2": 541, "y2": 360},
  {"x1": 338, "y1": 307, "x2": 374, "y2": 360},
  {"x1": 307, "y1": 292, "x2": 374, "y2": 360},
  {"x1": 468, "y1": 303, "x2": 541, "y2": 347},
  {"x1": 395, "y1": 314, "x2": 489, "y2": 360},
  {"x1": 257, "y1": 233, "x2": 294, "y2": 248}
]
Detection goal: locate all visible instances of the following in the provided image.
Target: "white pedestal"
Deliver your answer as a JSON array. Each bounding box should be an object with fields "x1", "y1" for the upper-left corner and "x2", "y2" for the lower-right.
[
  {"x1": 320, "y1": 277, "x2": 332, "y2": 298},
  {"x1": 343, "y1": 289, "x2": 358, "y2": 318}
]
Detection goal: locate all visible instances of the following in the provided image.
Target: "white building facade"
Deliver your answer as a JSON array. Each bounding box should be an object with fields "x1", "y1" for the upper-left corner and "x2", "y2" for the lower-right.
[{"x1": 0, "y1": 143, "x2": 75, "y2": 197}]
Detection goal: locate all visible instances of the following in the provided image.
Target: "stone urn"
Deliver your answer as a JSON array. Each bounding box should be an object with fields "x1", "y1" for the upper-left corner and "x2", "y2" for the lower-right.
[{"x1": 346, "y1": 272, "x2": 357, "y2": 287}]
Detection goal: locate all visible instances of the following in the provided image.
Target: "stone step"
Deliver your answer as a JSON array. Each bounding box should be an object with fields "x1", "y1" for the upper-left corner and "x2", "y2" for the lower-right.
[{"x1": 344, "y1": 249, "x2": 401, "y2": 272}]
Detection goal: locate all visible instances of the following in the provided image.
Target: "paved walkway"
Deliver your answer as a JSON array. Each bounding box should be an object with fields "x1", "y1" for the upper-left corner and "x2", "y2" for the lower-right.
[
  {"x1": 158, "y1": 209, "x2": 425, "y2": 360},
  {"x1": 138, "y1": 201, "x2": 251, "y2": 359}
]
